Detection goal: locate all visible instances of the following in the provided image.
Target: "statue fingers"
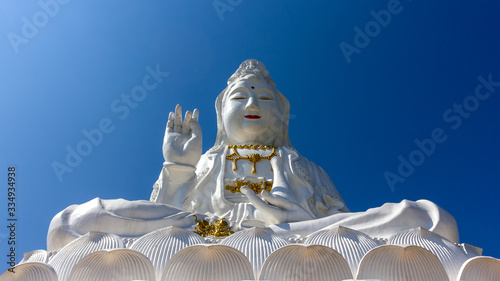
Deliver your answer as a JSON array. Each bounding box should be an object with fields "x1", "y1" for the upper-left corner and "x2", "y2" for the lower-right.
[
  {"x1": 166, "y1": 112, "x2": 175, "y2": 133},
  {"x1": 189, "y1": 111, "x2": 202, "y2": 138},
  {"x1": 174, "y1": 104, "x2": 182, "y2": 133},
  {"x1": 262, "y1": 191, "x2": 314, "y2": 221},
  {"x1": 241, "y1": 187, "x2": 282, "y2": 222},
  {"x1": 261, "y1": 190, "x2": 295, "y2": 210},
  {"x1": 241, "y1": 186, "x2": 273, "y2": 210},
  {"x1": 192, "y1": 108, "x2": 199, "y2": 120},
  {"x1": 182, "y1": 110, "x2": 192, "y2": 135}
]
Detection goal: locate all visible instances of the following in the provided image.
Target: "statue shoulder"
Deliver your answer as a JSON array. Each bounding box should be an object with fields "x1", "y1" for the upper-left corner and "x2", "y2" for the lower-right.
[
  {"x1": 282, "y1": 147, "x2": 349, "y2": 213},
  {"x1": 282, "y1": 147, "x2": 327, "y2": 185},
  {"x1": 194, "y1": 147, "x2": 226, "y2": 181}
]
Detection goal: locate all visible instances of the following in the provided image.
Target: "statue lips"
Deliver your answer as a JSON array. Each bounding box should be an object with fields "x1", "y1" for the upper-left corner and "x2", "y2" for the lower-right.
[{"x1": 244, "y1": 115, "x2": 261, "y2": 119}]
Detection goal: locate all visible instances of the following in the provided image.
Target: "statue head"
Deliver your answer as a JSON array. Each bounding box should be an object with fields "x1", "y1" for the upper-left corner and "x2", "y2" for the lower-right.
[{"x1": 213, "y1": 59, "x2": 292, "y2": 149}]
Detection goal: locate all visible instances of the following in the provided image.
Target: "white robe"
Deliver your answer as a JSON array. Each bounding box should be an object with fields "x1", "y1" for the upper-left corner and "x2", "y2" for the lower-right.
[
  {"x1": 176, "y1": 146, "x2": 349, "y2": 225},
  {"x1": 47, "y1": 147, "x2": 459, "y2": 250}
]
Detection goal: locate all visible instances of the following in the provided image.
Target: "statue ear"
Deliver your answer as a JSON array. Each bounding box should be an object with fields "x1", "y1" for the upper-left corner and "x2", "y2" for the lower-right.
[
  {"x1": 214, "y1": 88, "x2": 228, "y2": 147},
  {"x1": 275, "y1": 89, "x2": 292, "y2": 147}
]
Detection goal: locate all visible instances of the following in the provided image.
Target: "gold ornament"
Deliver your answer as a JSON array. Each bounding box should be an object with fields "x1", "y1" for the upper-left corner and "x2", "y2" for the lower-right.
[
  {"x1": 193, "y1": 215, "x2": 234, "y2": 237},
  {"x1": 226, "y1": 144, "x2": 278, "y2": 174},
  {"x1": 226, "y1": 180, "x2": 273, "y2": 194}
]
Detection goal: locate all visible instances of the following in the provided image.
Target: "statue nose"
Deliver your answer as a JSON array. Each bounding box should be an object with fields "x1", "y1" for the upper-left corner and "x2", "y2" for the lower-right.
[{"x1": 245, "y1": 97, "x2": 259, "y2": 112}]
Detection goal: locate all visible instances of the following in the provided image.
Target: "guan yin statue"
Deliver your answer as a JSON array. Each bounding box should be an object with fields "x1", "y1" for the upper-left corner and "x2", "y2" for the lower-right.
[{"x1": 6, "y1": 60, "x2": 499, "y2": 281}]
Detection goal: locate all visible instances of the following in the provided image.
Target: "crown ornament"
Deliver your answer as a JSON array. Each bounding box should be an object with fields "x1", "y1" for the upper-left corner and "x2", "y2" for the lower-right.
[{"x1": 228, "y1": 59, "x2": 275, "y2": 86}]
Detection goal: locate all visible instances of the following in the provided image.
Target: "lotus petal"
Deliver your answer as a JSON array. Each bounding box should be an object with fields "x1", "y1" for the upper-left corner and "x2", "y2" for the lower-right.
[
  {"x1": 461, "y1": 243, "x2": 483, "y2": 258},
  {"x1": 48, "y1": 231, "x2": 123, "y2": 281},
  {"x1": 259, "y1": 244, "x2": 353, "y2": 281},
  {"x1": 457, "y1": 256, "x2": 500, "y2": 281},
  {"x1": 388, "y1": 227, "x2": 468, "y2": 281},
  {"x1": 20, "y1": 250, "x2": 48, "y2": 264},
  {"x1": 0, "y1": 262, "x2": 57, "y2": 281},
  {"x1": 122, "y1": 237, "x2": 138, "y2": 248},
  {"x1": 357, "y1": 244, "x2": 449, "y2": 281},
  {"x1": 130, "y1": 226, "x2": 205, "y2": 280},
  {"x1": 305, "y1": 225, "x2": 378, "y2": 276},
  {"x1": 67, "y1": 249, "x2": 155, "y2": 281},
  {"x1": 46, "y1": 250, "x2": 59, "y2": 263},
  {"x1": 221, "y1": 227, "x2": 288, "y2": 277},
  {"x1": 161, "y1": 244, "x2": 254, "y2": 281}
]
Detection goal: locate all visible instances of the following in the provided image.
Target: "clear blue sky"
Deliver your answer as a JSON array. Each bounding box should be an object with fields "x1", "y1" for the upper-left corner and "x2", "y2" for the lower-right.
[{"x1": 1, "y1": 0, "x2": 499, "y2": 269}]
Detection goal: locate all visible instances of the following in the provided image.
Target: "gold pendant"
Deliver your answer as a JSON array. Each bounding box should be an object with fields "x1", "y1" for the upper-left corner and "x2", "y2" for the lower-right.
[
  {"x1": 225, "y1": 180, "x2": 273, "y2": 194},
  {"x1": 226, "y1": 145, "x2": 278, "y2": 174}
]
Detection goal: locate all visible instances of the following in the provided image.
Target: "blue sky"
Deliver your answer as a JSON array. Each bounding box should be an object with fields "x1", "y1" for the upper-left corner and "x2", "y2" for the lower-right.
[{"x1": 1, "y1": 0, "x2": 499, "y2": 268}]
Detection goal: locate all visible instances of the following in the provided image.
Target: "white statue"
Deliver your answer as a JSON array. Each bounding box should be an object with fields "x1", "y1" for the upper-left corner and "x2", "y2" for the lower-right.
[
  {"x1": 151, "y1": 59, "x2": 347, "y2": 227},
  {"x1": 47, "y1": 59, "x2": 458, "y2": 251}
]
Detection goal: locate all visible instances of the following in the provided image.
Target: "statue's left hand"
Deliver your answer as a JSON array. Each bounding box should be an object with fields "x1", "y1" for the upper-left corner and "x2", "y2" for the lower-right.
[
  {"x1": 240, "y1": 155, "x2": 313, "y2": 225},
  {"x1": 241, "y1": 186, "x2": 314, "y2": 225}
]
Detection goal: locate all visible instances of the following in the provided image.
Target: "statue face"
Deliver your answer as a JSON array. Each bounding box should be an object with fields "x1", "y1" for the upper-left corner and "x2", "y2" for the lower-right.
[{"x1": 222, "y1": 78, "x2": 284, "y2": 145}]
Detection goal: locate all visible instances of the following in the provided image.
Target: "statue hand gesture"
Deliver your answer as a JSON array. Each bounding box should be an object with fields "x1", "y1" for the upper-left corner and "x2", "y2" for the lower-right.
[
  {"x1": 163, "y1": 104, "x2": 202, "y2": 167},
  {"x1": 240, "y1": 156, "x2": 314, "y2": 225},
  {"x1": 241, "y1": 187, "x2": 314, "y2": 225}
]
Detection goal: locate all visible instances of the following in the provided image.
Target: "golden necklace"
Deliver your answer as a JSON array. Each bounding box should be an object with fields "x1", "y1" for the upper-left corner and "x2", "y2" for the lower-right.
[
  {"x1": 225, "y1": 180, "x2": 273, "y2": 194},
  {"x1": 226, "y1": 144, "x2": 278, "y2": 174}
]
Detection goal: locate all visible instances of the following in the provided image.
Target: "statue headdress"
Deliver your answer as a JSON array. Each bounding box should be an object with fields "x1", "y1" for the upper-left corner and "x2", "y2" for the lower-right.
[{"x1": 227, "y1": 59, "x2": 275, "y2": 86}]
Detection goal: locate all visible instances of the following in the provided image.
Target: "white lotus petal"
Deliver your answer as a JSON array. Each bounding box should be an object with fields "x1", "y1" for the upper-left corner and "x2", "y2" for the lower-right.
[
  {"x1": 20, "y1": 250, "x2": 48, "y2": 264},
  {"x1": 122, "y1": 237, "x2": 138, "y2": 248},
  {"x1": 161, "y1": 244, "x2": 254, "y2": 281},
  {"x1": 305, "y1": 225, "x2": 378, "y2": 276},
  {"x1": 389, "y1": 227, "x2": 468, "y2": 281},
  {"x1": 0, "y1": 262, "x2": 57, "y2": 281},
  {"x1": 67, "y1": 249, "x2": 155, "y2": 281},
  {"x1": 357, "y1": 244, "x2": 449, "y2": 281},
  {"x1": 221, "y1": 227, "x2": 288, "y2": 277},
  {"x1": 457, "y1": 256, "x2": 500, "y2": 281},
  {"x1": 46, "y1": 250, "x2": 58, "y2": 263},
  {"x1": 460, "y1": 243, "x2": 483, "y2": 258},
  {"x1": 48, "y1": 231, "x2": 123, "y2": 281},
  {"x1": 130, "y1": 226, "x2": 205, "y2": 280},
  {"x1": 259, "y1": 244, "x2": 353, "y2": 281}
]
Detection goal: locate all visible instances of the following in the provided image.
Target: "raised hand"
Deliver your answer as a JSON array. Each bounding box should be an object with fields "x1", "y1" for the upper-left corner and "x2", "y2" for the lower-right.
[{"x1": 162, "y1": 104, "x2": 202, "y2": 167}]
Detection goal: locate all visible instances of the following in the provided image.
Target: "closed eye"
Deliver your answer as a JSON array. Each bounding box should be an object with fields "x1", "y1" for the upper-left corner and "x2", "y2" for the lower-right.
[
  {"x1": 258, "y1": 96, "x2": 273, "y2": 101},
  {"x1": 231, "y1": 96, "x2": 247, "y2": 100}
]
